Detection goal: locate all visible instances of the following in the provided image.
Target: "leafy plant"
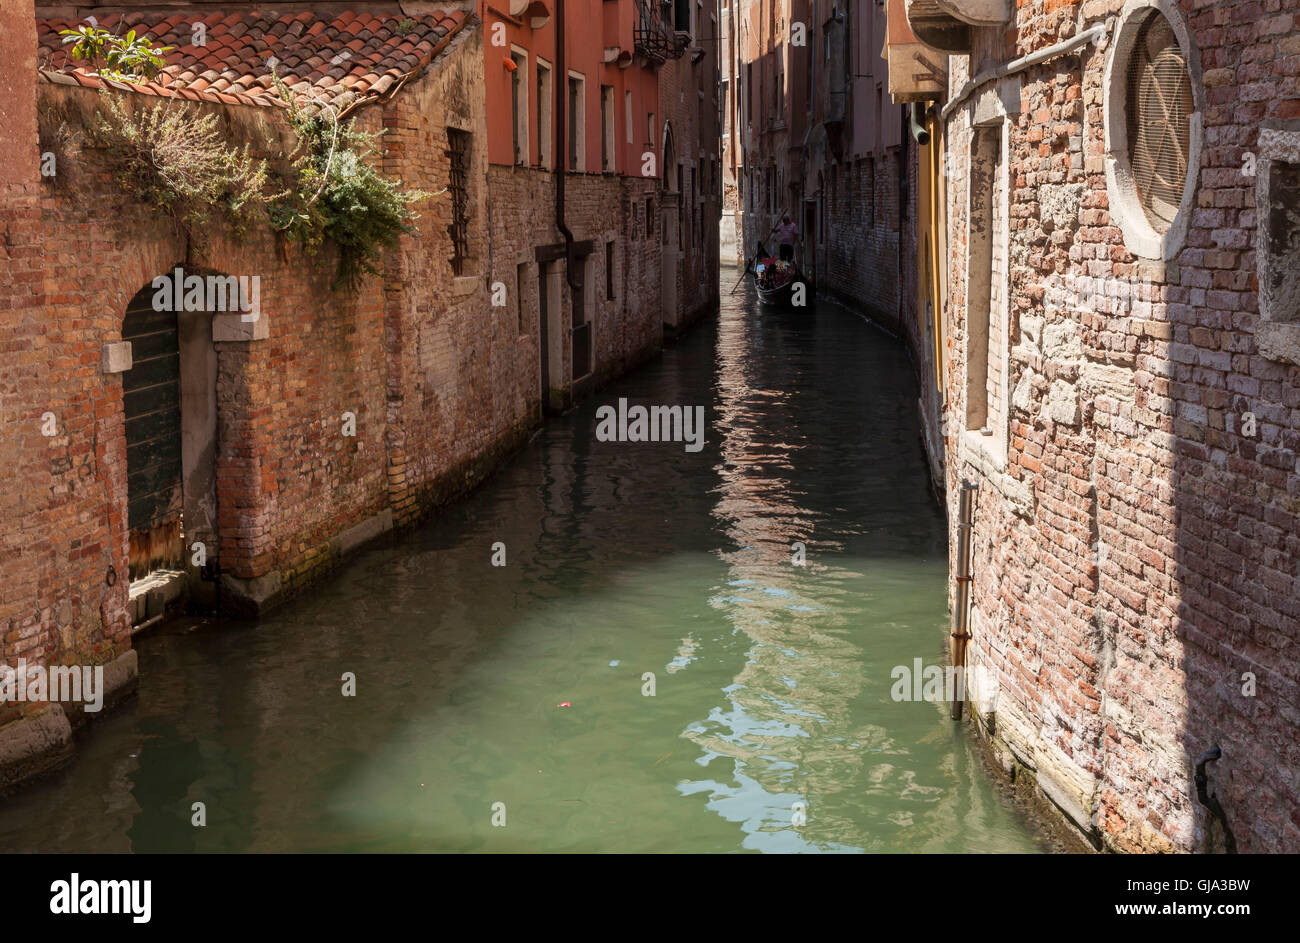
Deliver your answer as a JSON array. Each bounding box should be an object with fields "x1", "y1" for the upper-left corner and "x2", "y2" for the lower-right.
[
  {"x1": 55, "y1": 40, "x2": 434, "y2": 291},
  {"x1": 268, "y1": 72, "x2": 434, "y2": 288},
  {"x1": 60, "y1": 25, "x2": 172, "y2": 82},
  {"x1": 87, "y1": 91, "x2": 276, "y2": 240}
]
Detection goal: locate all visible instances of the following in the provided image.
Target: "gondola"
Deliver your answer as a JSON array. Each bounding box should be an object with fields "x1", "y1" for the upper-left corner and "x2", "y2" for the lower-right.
[
  {"x1": 751, "y1": 247, "x2": 806, "y2": 307},
  {"x1": 754, "y1": 263, "x2": 803, "y2": 306}
]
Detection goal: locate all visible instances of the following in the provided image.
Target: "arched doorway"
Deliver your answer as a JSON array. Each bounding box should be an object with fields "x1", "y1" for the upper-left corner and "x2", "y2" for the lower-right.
[
  {"x1": 120, "y1": 271, "x2": 221, "y2": 611},
  {"x1": 122, "y1": 284, "x2": 184, "y2": 579}
]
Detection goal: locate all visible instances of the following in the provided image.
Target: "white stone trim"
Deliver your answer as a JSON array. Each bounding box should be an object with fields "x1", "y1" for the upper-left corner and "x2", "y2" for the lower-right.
[
  {"x1": 101, "y1": 341, "x2": 132, "y2": 374},
  {"x1": 1103, "y1": 0, "x2": 1204, "y2": 262},
  {"x1": 1255, "y1": 125, "x2": 1300, "y2": 363},
  {"x1": 212, "y1": 311, "x2": 268, "y2": 342}
]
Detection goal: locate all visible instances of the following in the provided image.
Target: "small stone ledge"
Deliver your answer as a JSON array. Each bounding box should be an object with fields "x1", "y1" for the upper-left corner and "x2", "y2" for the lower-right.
[
  {"x1": 0, "y1": 706, "x2": 73, "y2": 794},
  {"x1": 128, "y1": 568, "x2": 187, "y2": 629},
  {"x1": 213, "y1": 311, "x2": 269, "y2": 342},
  {"x1": 960, "y1": 431, "x2": 1036, "y2": 519},
  {"x1": 1257, "y1": 322, "x2": 1300, "y2": 366},
  {"x1": 101, "y1": 341, "x2": 132, "y2": 374},
  {"x1": 329, "y1": 507, "x2": 393, "y2": 557},
  {"x1": 220, "y1": 570, "x2": 283, "y2": 617},
  {"x1": 62, "y1": 648, "x2": 140, "y2": 728}
]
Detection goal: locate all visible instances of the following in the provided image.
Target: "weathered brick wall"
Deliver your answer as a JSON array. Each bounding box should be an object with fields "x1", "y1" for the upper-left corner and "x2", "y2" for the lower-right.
[
  {"x1": 379, "y1": 27, "x2": 537, "y2": 527},
  {"x1": 485, "y1": 163, "x2": 663, "y2": 394},
  {"x1": 0, "y1": 5, "x2": 114, "y2": 752},
  {"x1": 34, "y1": 85, "x2": 392, "y2": 614},
  {"x1": 824, "y1": 152, "x2": 903, "y2": 327},
  {"x1": 659, "y1": 9, "x2": 722, "y2": 326},
  {"x1": 944, "y1": 0, "x2": 1300, "y2": 853}
]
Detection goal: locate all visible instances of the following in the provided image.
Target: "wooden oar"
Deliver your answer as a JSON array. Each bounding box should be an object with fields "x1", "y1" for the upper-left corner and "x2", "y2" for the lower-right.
[{"x1": 729, "y1": 221, "x2": 781, "y2": 295}]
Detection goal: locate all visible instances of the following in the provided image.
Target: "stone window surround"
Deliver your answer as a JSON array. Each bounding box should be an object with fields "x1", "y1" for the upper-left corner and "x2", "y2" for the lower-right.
[
  {"x1": 1256, "y1": 123, "x2": 1300, "y2": 365},
  {"x1": 959, "y1": 79, "x2": 1017, "y2": 475},
  {"x1": 1102, "y1": 0, "x2": 1204, "y2": 262}
]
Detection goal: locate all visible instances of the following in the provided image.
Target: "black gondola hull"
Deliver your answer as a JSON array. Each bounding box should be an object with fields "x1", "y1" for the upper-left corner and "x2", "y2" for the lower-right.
[{"x1": 754, "y1": 269, "x2": 807, "y2": 307}]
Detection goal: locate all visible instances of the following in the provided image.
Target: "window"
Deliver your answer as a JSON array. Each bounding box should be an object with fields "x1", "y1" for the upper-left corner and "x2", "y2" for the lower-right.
[
  {"x1": 1255, "y1": 126, "x2": 1300, "y2": 363},
  {"x1": 446, "y1": 128, "x2": 471, "y2": 275},
  {"x1": 647, "y1": 111, "x2": 655, "y2": 146},
  {"x1": 510, "y1": 49, "x2": 528, "y2": 166},
  {"x1": 646, "y1": 198, "x2": 654, "y2": 238},
  {"x1": 748, "y1": 62, "x2": 759, "y2": 124},
  {"x1": 865, "y1": 157, "x2": 875, "y2": 228},
  {"x1": 605, "y1": 241, "x2": 615, "y2": 300},
  {"x1": 806, "y1": 40, "x2": 813, "y2": 114},
  {"x1": 568, "y1": 73, "x2": 586, "y2": 172},
  {"x1": 601, "y1": 85, "x2": 616, "y2": 172},
  {"x1": 536, "y1": 59, "x2": 553, "y2": 169},
  {"x1": 965, "y1": 121, "x2": 1009, "y2": 462},
  {"x1": 1126, "y1": 15, "x2": 1191, "y2": 232},
  {"x1": 625, "y1": 90, "x2": 633, "y2": 145},
  {"x1": 517, "y1": 261, "x2": 528, "y2": 333},
  {"x1": 1103, "y1": 0, "x2": 1201, "y2": 260},
  {"x1": 673, "y1": 0, "x2": 690, "y2": 32}
]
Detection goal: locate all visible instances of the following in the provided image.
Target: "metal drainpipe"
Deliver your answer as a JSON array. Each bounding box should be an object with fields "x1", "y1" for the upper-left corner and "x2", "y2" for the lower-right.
[
  {"x1": 554, "y1": 0, "x2": 580, "y2": 290},
  {"x1": 951, "y1": 480, "x2": 977, "y2": 721},
  {"x1": 898, "y1": 104, "x2": 907, "y2": 330}
]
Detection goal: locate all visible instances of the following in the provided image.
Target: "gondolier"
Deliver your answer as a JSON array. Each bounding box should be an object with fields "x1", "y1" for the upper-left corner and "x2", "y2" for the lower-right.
[{"x1": 774, "y1": 214, "x2": 798, "y2": 262}]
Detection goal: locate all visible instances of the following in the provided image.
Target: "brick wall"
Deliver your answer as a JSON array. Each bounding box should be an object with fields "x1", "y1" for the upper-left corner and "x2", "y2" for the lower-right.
[
  {"x1": 824, "y1": 152, "x2": 903, "y2": 327},
  {"x1": 659, "y1": 13, "x2": 723, "y2": 328},
  {"x1": 943, "y1": 0, "x2": 1300, "y2": 853},
  {"x1": 2, "y1": 9, "x2": 722, "y2": 795}
]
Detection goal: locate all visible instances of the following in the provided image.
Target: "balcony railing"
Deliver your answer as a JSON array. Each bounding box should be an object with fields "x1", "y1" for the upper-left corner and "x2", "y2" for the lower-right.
[{"x1": 634, "y1": 0, "x2": 688, "y2": 63}]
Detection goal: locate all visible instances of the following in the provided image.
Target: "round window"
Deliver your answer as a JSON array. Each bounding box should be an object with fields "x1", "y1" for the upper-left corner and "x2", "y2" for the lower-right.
[
  {"x1": 1104, "y1": 0, "x2": 1202, "y2": 260},
  {"x1": 1125, "y1": 12, "x2": 1193, "y2": 233}
]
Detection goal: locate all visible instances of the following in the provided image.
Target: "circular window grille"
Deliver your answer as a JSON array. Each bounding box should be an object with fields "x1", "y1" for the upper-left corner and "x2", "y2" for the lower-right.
[{"x1": 1125, "y1": 12, "x2": 1193, "y2": 233}]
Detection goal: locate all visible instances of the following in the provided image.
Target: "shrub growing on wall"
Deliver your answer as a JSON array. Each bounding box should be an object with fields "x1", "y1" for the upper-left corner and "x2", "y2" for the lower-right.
[
  {"x1": 49, "y1": 26, "x2": 434, "y2": 290},
  {"x1": 269, "y1": 73, "x2": 433, "y2": 289}
]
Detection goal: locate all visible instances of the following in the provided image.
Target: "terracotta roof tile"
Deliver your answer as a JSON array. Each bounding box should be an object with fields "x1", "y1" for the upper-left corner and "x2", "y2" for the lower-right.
[{"x1": 36, "y1": 9, "x2": 470, "y2": 112}]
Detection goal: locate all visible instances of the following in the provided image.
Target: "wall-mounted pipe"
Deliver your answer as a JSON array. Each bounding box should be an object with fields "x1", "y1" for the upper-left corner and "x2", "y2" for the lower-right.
[
  {"x1": 554, "y1": 0, "x2": 580, "y2": 290},
  {"x1": 909, "y1": 103, "x2": 930, "y2": 145},
  {"x1": 1194, "y1": 746, "x2": 1237, "y2": 853},
  {"x1": 950, "y1": 480, "x2": 977, "y2": 721},
  {"x1": 940, "y1": 22, "x2": 1108, "y2": 121}
]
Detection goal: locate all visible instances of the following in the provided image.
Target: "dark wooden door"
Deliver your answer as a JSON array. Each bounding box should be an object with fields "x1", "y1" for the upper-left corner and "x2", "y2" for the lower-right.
[{"x1": 122, "y1": 287, "x2": 184, "y2": 578}]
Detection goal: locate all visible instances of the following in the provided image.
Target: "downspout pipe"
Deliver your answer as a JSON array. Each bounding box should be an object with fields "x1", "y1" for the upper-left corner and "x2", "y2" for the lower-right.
[
  {"x1": 951, "y1": 480, "x2": 977, "y2": 721},
  {"x1": 554, "y1": 0, "x2": 580, "y2": 290}
]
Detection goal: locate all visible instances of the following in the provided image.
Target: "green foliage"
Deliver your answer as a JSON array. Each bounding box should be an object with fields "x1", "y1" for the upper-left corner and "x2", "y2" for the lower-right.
[
  {"x1": 59, "y1": 34, "x2": 431, "y2": 290},
  {"x1": 60, "y1": 25, "x2": 172, "y2": 82},
  {"x1": 269, "y1": 74, "x2": 432, "y2": 289},
  {"x1": 87, "y1": 91, "x2": 275, "y2": 240}
]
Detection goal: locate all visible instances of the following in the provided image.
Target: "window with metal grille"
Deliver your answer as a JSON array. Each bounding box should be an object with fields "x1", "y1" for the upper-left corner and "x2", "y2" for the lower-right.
[
  {"x1": 1126, "y1": 12, "x2": 1192, "y2": 234},
  {"x1": 446, "y1": 128, "x2": 470, "y2": 275}
]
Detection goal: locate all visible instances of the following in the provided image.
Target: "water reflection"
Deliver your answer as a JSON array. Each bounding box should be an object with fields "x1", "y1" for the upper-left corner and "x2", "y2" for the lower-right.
[{"x1": 0, "y1": 273, "x2": 1044, "y2": 853}]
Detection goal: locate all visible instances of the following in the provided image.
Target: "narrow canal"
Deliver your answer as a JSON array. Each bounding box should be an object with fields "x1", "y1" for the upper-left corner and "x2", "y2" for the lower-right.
[{"x1": 1, "y1": 274, "x2": 1047, "y2": 853}]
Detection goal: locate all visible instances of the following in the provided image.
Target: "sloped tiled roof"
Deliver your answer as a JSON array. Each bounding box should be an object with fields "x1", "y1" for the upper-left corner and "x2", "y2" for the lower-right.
[{"x1": 36, "y1": 10, "x2": 471, "y2": 112}]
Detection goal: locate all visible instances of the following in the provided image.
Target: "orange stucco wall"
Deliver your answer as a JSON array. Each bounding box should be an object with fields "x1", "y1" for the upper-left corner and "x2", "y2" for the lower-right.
[{"x1": 479, "y1": 1, "x2": 661, "y2": 175}]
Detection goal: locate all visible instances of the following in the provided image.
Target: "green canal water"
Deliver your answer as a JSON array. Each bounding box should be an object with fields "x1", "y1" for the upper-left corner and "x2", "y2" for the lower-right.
[{"x1": 0, "y1": 275, "x2": 1046, "y2": 853}]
